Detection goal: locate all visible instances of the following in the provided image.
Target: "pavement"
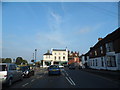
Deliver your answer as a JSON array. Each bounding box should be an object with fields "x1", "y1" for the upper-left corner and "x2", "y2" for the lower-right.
[{"x1": 80, "y1": 68, "x2": 120, "y2": 83}]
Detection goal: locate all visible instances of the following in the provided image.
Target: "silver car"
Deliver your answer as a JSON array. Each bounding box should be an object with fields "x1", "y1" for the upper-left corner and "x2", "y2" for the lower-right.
[{"x1": 0, "y1": 63, "x2": 23, "y2": 87}]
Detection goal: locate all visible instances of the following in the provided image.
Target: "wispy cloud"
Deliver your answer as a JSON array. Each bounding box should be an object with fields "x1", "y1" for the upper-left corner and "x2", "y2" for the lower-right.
[
  {"x1": 48, "y1": 9, "x2": 63, "y2": 32},
  {"x1": 50, "y1": 11, "x2": 62, "y2": 24},
  {"x1": 36, "y1": 31, "x2": 67, "y2": 47},
  {"x1": 76, "y1": 23, "x2": 104, "y2": 34}
]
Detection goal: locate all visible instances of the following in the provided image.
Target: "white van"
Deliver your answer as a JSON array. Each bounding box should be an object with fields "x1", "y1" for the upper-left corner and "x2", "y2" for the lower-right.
[{"x1": 0, "y1": 63, "x2": 23, "y2": 87}]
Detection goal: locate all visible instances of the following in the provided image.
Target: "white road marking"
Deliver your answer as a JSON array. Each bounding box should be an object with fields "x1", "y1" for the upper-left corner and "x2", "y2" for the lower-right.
[
  {"x1": 69, "y1": 77, "x2": 76, "y2": 85},
  {"x1": 31, "y1": 79, "x2": 35, "y2": 82},
  {"x1": 65, "y1": 72, "x2": 69, "y2": 76},
  {"x1": 65, "y1": 77, "x2": 73, "y2": 85},
  {"x1": 22, "y1": 83, "x2": 29, "y2": 87}
]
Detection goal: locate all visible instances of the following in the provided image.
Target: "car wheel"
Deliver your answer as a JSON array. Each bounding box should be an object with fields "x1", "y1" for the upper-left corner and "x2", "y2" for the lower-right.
[{"x1": 7, "y1": 78, "x2": 12, "y2": 87}]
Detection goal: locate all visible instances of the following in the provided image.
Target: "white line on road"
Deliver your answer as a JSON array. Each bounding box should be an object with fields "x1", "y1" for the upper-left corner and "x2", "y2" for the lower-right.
[
  {"x1": 65, "y1": 77, "x2": 73, "y2": 85},
  {"x1": 65, "y1": 72, "x2": 69, "y2": 76},
  {"x1": 22, "y1": 83, "x2": 29, "y2": 87},
  {"x1": 69, "y1": 77, "x2": 76, "y2": 85},
  {"x1": 31, "y1": 79, "x2": 35, "y2": 82}
]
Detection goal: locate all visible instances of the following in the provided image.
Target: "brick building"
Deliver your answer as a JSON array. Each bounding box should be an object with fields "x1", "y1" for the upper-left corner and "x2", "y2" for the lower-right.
[
  {"x1": 81, "y1": 27, "x2": 120, "y2": 70},
  {"x1": 68, "y1": 51, "x2": 81, "y2": 66}
]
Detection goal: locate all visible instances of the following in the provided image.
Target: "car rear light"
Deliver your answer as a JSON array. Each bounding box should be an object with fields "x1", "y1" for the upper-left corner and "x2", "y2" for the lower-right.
[{"x1": 4, "y1": 75, "x2": 7, "y2": 77}]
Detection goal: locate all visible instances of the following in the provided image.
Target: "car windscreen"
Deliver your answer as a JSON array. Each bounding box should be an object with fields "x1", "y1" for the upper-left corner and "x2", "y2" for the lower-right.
[
  {"x1": 0, "y1": 65, "x2": 7, "y2": 71},
  {"x1": 20, "y1": 66, "x2": 30, "y2": 71},
  {"x1": 49, "y1": 65, "x2": 59, "y2": 69}
]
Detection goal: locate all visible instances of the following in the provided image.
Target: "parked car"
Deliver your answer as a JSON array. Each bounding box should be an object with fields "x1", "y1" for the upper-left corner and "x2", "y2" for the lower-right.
[
  {"x1": 48, "y1": 65, "x2": 61, "y2": 75},
  {"x1": 19, "y1": 66, "x2": 34, "y2": 78},
  {"x1": 0, "y1": 63, "x2": 23, "y2": 87}
]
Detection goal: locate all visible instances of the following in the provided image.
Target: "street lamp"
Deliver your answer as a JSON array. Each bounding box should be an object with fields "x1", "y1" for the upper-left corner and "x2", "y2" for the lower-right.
[{"x1": 35, "y1": 49, "x2": 37, "y2": 63}]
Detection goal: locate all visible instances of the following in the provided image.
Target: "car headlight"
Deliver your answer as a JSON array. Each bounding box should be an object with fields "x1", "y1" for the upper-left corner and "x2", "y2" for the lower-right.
[{"x1": 26, "y1": 71, "x2": 29, "y2": 74}]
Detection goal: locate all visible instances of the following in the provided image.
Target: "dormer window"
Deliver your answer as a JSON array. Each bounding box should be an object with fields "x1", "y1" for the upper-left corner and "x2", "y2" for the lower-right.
[
  {"x1": 100, "y1": 46, "x2": 103, "y2": 54},
  {"x1": 95, "y1": 50, "x2": 97, "y2": 56},
  {"x1": 106, "y1": 42, "x2": 114, "y2": 52}
]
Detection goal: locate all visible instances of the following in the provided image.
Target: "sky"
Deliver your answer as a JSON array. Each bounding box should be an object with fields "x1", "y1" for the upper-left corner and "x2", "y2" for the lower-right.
[{"x1": 2, "y1": 2, "x2": 119, "y2": 63}]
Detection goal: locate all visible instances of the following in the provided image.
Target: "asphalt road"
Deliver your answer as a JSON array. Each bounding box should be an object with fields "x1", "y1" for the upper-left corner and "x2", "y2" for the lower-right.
[{"x1": 2, "y1": 68, "x2": 120, "y2": 89}]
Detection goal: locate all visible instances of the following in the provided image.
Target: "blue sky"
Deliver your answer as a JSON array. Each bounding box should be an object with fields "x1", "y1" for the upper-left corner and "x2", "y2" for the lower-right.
[{"x1": 2, "y1": 2, "x2": 118, "y2": 63}]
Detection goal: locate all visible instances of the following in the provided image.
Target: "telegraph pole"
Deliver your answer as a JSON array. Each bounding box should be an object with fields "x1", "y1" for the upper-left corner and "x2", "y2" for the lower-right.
[
  {"x1": 35, "y1": 49, "x2": 37, "y2": 63},
  {"x1": 33, "y1": 53, "x2": 34, "y2": 60}
]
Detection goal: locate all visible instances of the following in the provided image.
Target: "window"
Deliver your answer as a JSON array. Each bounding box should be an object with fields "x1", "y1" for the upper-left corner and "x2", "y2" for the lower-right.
[
  {"x1": 63, "y1": 56, "x2": 65, "y2": 60},
  {"x1": 63, "y1": 53, "x2": 65, "y2": 55},
  {"x1": 0, "y1": 65, "x2": 7, "y2": 71},
  {"x1": 95, "y1": 51, "x2": 97, "y2": 56},
  {"x1": 93, "y1": 60, "x2": 94, "y2": 66},
  {"x1": 106, "y1": 42, "x2": 114, "y2": 52},
  {"x1": 9, "y1": 65, "x2": 16, "y2": 70},
  {"x1": 90, "y1": 61, "x2": 92, "y2": 66},
  {"x1": 107, "y1": 56, "x2": 116, "y2": 67},
  {"x1": 59, "y1": 53, "x2": 60, "y2": 55},
  {"x1": 54, "y1": 56, "x2": 56, "y2": 60},
  {"x1": 96, "y1": 59, "x2": 97, "y2": 66},
  {"x1": 55, "y1": 53, "x2": 56, "y2": 55},
  {"x1": 101, "y1": 57, "x2": 104, "y2": 67},
  {"x1": 59, "y1": 57, "x2": 61, "y2": 60},
  {"x1": 100, "y1": 46, "x2": 103, "y2": 54}
]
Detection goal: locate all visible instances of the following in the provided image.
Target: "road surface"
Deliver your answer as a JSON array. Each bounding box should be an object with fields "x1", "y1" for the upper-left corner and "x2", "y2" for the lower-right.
[{"x1": 2, "y1": 67, "x2": 120, "y2": 89}]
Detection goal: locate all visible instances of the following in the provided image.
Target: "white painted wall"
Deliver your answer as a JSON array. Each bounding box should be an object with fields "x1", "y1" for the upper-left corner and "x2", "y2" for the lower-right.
[
  {"x1": 88, "y1": 53, "x2": 119, "y2": 71},
  {"x1": 52, "y1": 49, "x2": 68, "y2": 62},
  {"x1": 43, "y1": 55, "x2": 53, "y2": 61},
  {"x1": 116, "y1": 53, "x2": 120, "y2": 70}
]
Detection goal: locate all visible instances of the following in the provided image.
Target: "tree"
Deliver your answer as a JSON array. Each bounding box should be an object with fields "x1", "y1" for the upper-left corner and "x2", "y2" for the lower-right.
[
  {"x1": 1, "y1": 58, "x2": 12, "y2": 63},
  {"x1": 15, "y1": 57, "x2": 23, "y2": 65},
  {"x1": 5, "y1": 58, "x2": 12, "y2": 63},
  {"x1": 1, "y1": 58, "x2": 5, "y2": 63},
  {"x1": 40, "y1": 60, "x2": 43, "y2": 66},
  {"x1": 31, "y1": 60, "x2": 34, "y2": 62},
  {"x1": 35, "y1": 61, "x2": 39, "y2": 67},
  {"x1": 22, "y1": 60, "x2": 28, "y2": 65}
]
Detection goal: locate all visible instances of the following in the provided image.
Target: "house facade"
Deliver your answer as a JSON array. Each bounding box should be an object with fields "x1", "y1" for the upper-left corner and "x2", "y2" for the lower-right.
[
  {"x1": 83, "y1": 27, "x2": 120, "y2": 71},
  {"x1": 43, "y1": 48, "x2": 68, "y2": 67},
  {"x1": 68, "y1": 51, "x2": 80, "y2": 66}
]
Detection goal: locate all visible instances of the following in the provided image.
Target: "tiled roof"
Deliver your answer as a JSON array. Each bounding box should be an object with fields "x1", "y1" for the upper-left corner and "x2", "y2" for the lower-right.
[{"x1": 91, "y1": 27, "x2": 120, "y2": 49}]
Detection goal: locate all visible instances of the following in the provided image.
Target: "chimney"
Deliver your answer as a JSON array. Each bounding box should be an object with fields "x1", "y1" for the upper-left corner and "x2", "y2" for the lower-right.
[
  {"x1": 90, "y1": 47, "x2": 93, "y2": 50},
  {"x1": 98, "y1": 38, "x2": 103, "y2": 41}
]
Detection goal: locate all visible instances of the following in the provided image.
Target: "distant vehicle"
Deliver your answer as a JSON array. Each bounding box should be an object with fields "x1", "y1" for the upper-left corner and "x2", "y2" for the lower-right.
[
  {"x1": 19, "y1": 66, "x2": 34, "y2": 78},
  {"x1": 64, "y1": 64, "x2": 68, "y2": 67},
  {"x1": 0, "y1": 63, "x2": 23, "y2": 87},
  {"x1": 59, "y1": 65, "x2": 64, "y2": 69},
  {"x1": 48, "y1": 65, "x2": 61, "y2": 75},
  {"x1": 78, "y1": 65, "x2": 82, "y2": 69},
  {"x1": 69, "y1": 64, "x2": 76, "y2": 69}
]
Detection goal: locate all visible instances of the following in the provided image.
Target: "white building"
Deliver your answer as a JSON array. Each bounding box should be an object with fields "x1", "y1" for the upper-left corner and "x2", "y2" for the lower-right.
[{"x1": 43, "y1": 48, "x2": 68, "y2": 67}]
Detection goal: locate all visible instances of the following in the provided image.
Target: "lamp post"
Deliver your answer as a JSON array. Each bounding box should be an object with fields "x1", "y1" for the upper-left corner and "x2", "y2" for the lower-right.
[{"x1": 35, "y1": 49, "x2": 37, "y2": 63}]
